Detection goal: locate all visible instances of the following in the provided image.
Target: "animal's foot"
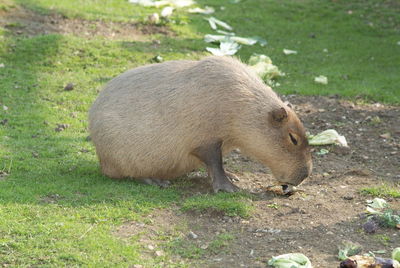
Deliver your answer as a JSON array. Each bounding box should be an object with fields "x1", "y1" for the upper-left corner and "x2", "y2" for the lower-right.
[
  {"x1": 212, "y1": 176, "x2": 239, "y2": 193},
  {"x1": 138, "y1": 178, "x2": 171, "y2": 188},
  {"x1": 225, "y1": 171, "x2": 240, "y2": 182}
]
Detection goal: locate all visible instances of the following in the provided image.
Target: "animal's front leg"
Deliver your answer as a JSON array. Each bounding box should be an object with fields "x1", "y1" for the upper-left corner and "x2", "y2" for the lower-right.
[{"x1": 192, "y1": 141, "x2": 239, "y2": 193}]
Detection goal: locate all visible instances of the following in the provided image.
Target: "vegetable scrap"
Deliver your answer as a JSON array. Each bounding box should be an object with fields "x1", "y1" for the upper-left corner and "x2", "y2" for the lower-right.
[
  {"x1": 268, "y1": 253, "x2": 313, "y2": 268},
  {"x1": 248, "y1": 54, "x2": 284, "y2": 83},
  {"x1": 308, "y1": 129, "x2": 348, "y2": 147},
  {"x1": 314, "y1": 75, "x2": 328, "y2": 85},
  {"x1": 206, "y1": 41, "x2": 240, "y2": 56}
]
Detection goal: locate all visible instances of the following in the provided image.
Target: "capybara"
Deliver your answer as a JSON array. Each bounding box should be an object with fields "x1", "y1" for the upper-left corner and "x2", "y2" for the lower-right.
[{"x1": 89, "y1": 56, "x2": 312, "y2": 192}]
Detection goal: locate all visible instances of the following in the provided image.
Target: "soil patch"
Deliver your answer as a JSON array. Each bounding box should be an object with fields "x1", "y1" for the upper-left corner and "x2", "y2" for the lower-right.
[{"x1": 0, "y1": 5, "x2": 171, "y2": 40}]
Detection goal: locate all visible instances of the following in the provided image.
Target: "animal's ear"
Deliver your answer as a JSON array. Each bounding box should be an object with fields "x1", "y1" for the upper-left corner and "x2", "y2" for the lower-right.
[{"x1": 270, "y1": 107, "x2": 288, "y2": 123}]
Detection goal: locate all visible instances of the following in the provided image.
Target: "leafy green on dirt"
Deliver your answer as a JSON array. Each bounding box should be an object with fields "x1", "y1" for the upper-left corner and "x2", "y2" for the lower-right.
[
  {"x1": 361, "y1": 185, "x2": 400, "y2": 198},
  {"x1": 338, "y1": 241, "x2": 362, "y2": 261}
]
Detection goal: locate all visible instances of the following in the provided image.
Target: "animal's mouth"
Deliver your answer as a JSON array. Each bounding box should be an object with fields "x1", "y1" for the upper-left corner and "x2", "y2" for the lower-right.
[{"x1": 280, "y1": 184, "x2": 297, "y2": 195}]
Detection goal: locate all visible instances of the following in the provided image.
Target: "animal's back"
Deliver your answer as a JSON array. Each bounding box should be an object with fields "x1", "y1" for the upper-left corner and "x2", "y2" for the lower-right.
[{"x1": 89, "y1": 56, "x2": 278, "y2": 179}]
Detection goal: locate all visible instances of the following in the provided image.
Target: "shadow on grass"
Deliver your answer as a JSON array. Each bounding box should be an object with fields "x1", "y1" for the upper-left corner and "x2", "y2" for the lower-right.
[{"x1": 0, "y1": 16, "x2": 183, "y2": 212}]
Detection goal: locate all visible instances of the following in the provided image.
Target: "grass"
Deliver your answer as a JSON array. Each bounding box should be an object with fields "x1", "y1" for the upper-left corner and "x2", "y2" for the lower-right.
[
  {"x1": 0, "y1": 0, "x2": 399, "y2": 266},
  {"x1": 361, "y1": 185, "x2": 400, "y2": 198},
  {"x1": 181, "y1": 192, "x2": 253, "y2": 217}
]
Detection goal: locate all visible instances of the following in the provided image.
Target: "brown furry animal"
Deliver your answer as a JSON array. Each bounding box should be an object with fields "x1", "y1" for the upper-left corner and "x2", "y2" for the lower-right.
[{"x1": 89, "y1": 56, "x2": 312, "y2": 192}]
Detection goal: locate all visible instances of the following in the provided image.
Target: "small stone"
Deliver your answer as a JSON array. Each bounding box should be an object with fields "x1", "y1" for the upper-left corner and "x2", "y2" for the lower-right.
[
  {"x1": 32, "y1": 152, "x2": 39, "y2": 158},
  {"x1": 147, "y1": 245, "x2": 155, "y2": 250},
  {"x1": 155, "y1": 250, "x2": 163, "y2": 256},
  {"x1": 3, "y1": 105, "x2": 8, "y2": 111},
  {"x1": 0, "y1": 63, "x2": 4, "y2": 68},
  {"x1": 326, "y1": 231, "x2": 334, "y2": 235},
  {"x1": 64, "y1": 83, "x2": 74, "y2": 91},
  {"x1": 343, "y1": 194, "x2": 354, "y2": 200},
  {"x1": 188, "y1": 231, "x2": 198, "y2": 239},
  {"x1": 131, "y1": 265, "x2": 143, "y2": 268}
]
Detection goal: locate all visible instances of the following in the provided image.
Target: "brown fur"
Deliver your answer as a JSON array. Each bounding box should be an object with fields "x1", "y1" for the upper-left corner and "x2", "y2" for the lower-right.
[{"x1": 88, "y1": 56, "x2": 312, "y2": 185}]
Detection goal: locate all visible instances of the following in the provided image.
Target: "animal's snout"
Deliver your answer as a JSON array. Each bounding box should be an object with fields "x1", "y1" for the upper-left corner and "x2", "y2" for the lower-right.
[{"x1": 292, "y1": 164, "x2": 312, "y2": 186}]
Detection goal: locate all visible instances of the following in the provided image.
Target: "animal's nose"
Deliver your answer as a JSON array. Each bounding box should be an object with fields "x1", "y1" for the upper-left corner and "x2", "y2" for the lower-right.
[{"x1": 293, "y1": 165, "x2": 311, "y2": 185}]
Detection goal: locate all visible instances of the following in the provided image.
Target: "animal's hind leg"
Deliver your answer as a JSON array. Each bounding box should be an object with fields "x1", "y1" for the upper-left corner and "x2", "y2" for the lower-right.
[{"x1": 99, "y1": 155, "x2": 124, "y2": 179}]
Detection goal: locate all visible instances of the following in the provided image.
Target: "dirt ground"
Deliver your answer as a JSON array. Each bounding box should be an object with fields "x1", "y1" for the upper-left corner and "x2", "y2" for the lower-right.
[
  {"x1": 118, "y1": 95, "x2": 400, "y2": 267},
  {"x1": 2, "y1": 5, "x2": 399, "y2": 267},
  {"x1": 0, "y1": 5, "x2": 171, "y2": 40}
]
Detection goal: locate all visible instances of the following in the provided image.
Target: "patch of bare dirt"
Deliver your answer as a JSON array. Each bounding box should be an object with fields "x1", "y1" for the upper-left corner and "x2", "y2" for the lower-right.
[
  {"x1": 114, "y1": 96, "x2": 399, "y2": 267},
  {"x1": 0, "y1": 5, "x2": 171, "y2": 40}
]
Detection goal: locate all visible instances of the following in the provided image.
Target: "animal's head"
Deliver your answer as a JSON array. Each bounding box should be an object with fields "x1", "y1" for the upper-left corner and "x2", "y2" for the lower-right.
[{"x1": 237, "y1": 104, "x2": 312, "y2": 187}]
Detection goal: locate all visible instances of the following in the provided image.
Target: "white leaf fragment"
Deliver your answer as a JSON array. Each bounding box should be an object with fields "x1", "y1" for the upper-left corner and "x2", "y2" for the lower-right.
[
  {"x1": 188, "y1": 6, "x2": 214, "y2": 14},
  {"x1": 283, "y1": 49, "x2": 297, "y2": 55},
  {"x1": 268, "y1": 253, "x2": 313, "y2": 268},
  {"x1": 0, "y1": 63, "x2": 4, "y2": 68},
  {"x1": 204, "y1": 34, "x2": 228, "y2": 43},
  {"x1": 216, "y1": 29, "x2": 235, "y2": 35},
  {"x1": 206, "y1": 17, "x2": 233, "y2": 31},
  {"x1": 161, "y1": 6, "x2": 174, "y2": 17},
  {"x1": 308, "y1": 129, "x2": 348, "y2": 147},
  {"x1": 206, "y1": 41, "x2": 240, "y2": 56},
  {"x1": 314, "y1": 75, "x2": 328, "y2": 85},
  {"x1": 230, "y1": 36, "x2": 257, "y2": 45},
  {"x1": 204, "y1": 34, "x2": 264, "y2": 46}
]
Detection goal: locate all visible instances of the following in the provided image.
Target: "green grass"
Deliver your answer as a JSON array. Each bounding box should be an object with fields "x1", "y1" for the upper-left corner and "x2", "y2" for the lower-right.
[
  {"x1": 361, "y1": 185, "x2": 400, "y2": 198},
  {"x1": 13, "y1": 0, "x2": 400, "y2": 103},
  {"x1": 0, "y1": 0, "x2": 399, "y2": 265},
  {"x1": 181, "y1": 192, "x2": 253, "y2": 218}
]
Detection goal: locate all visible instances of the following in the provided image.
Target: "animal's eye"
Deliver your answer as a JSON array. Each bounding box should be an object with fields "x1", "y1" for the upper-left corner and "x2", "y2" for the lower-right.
[{"x1": 289, "y1": 133, "x2": 298, "y2": 145}]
